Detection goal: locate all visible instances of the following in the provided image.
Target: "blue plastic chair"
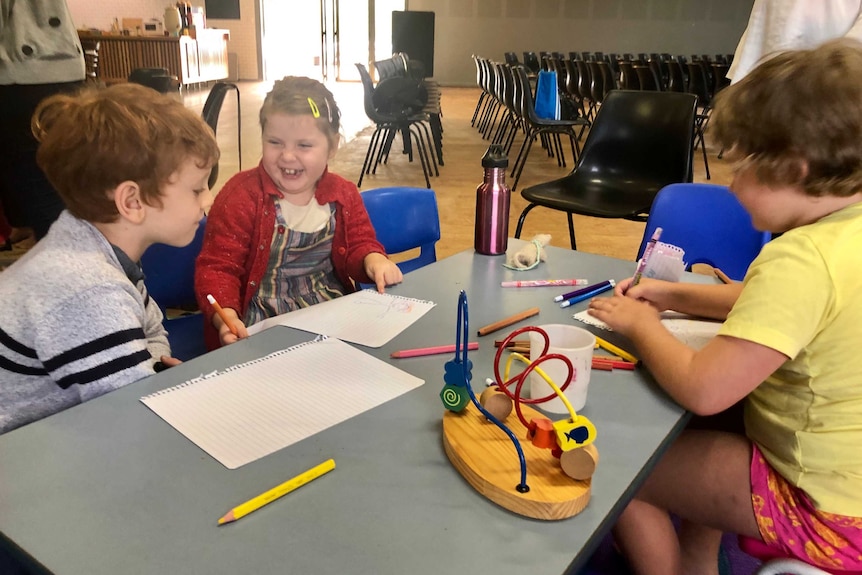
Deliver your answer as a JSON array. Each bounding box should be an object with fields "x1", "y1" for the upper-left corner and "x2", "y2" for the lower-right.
[
  {"x1": 140, "y1": 217, "x2": 207, "y2": 361},
  {"x1": 636, "y1": 183, "x2": 771, "y2": 281},
  {"x1": 360, "y1": 187, "x2": 441, "y2": 275}
]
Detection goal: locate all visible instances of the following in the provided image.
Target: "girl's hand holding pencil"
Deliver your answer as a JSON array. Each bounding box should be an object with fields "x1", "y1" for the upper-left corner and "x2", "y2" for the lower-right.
[{"x1": 207, "y1": 294, "x2": 249, "y2": 346}]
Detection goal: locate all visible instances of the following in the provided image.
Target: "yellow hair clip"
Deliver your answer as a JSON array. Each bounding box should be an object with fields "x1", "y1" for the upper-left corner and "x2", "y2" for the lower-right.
[{"x1": 307, "y1": 97, "x2": 321, "y2": 118}]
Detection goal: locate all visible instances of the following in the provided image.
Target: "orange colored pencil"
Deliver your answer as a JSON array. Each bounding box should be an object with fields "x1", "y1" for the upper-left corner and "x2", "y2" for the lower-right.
[
  {"x1": 477, "y1": 307, "x2": 540, "y2": 337},
  {"x1": 206, "y1": 294, "x2": 238, "y2": 336},
  {"x1": 713, "y1": 268, "x2": 732, "y2": 284}
]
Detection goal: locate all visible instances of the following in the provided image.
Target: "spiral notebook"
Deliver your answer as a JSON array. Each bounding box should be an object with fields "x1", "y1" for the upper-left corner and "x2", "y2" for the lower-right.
[
  {"x1": 245, "y1": 289, "x2": 436, "y2": 348},
  {"x1": 140, "y1": 337, "x2": 424, "y2": 469}
]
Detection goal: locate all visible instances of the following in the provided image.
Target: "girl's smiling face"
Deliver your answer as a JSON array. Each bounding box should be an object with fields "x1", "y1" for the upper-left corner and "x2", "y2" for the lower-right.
[{"x1": 261, "y1": 112, "x2": 336, "y2": 206}]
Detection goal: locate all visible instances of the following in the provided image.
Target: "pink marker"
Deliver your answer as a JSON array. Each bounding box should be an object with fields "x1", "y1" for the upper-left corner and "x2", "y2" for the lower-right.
[
  {"x1": 500, "y1": 279, "x2": 588, "y2": 288},
  {"x1": 390, "y1": 342, "x2": 479, "y2": 359}
]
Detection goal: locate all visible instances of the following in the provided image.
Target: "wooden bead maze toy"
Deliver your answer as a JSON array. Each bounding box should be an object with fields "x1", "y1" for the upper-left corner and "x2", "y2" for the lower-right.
[{"x1": 440, "y1": 291, "x2": 598, "y2": 520}]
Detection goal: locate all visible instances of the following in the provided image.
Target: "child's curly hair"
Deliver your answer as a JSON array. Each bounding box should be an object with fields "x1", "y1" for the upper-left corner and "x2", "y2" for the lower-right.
[
  {"x1": 711, "y1": 39, "x2": 862, "y2": 198},
  {"x1": 32, "y1": 83, "x2": 219, "y2": 223}
]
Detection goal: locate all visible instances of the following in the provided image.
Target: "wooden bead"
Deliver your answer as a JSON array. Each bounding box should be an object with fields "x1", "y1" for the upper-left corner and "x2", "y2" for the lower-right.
[
  {"x1": 479, "y1": 386, "x2": 513, "y2": 421},
  {"x1": 527, "y1": 417, "x2": 557, "y2": 450},
  {"x1": 560, "y1": 443, "x2": 599, "y2": 480},
  {"x1": 440, "y1": 384, "x2": 470, "y2": 412}
]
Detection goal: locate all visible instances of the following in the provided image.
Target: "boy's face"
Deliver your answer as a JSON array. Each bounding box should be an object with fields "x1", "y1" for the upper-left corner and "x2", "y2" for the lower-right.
[
  {"x1": 148, "y1": 157, "x2": 213, "y2": 247},
  {"x1": 261, "y1": 112, "x2": 336, "y2": 206}
]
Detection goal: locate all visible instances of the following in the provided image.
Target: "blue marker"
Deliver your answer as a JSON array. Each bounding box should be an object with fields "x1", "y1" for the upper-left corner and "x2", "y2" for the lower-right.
[
  {"x1": 554, "y1": 279, "x2": 614, "y2": 302},
  {"x1": 559, "y1": 279, "x2": 615, "y2": 308}
]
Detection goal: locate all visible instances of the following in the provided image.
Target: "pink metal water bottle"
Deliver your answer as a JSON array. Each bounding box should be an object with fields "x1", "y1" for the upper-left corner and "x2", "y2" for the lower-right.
[{"x1": 474, "y1": 145, "x2": 510, "y2": 255}]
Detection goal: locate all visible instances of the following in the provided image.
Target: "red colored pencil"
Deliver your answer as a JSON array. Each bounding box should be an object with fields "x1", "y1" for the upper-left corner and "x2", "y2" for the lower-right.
[{"x1": 390, "y1": 342, "x2": 479, "y2": 359}]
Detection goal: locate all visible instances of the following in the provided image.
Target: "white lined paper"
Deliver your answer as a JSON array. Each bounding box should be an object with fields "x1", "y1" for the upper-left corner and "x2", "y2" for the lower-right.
[
  {"x1": 246, "y1": 290, "x2": 436, "y2": 348},
  {"x1": 141, "y1": 338, "x2": 424, "y2": 469}
]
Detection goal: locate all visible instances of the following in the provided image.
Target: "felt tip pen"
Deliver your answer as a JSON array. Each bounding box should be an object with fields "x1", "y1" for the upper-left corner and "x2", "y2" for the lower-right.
[
  {"x1": 630, "y1": 227, "x2": 663, "y2": 289},
  {"x1": 554, "y1": 279, "x2": 615, "y2": 302},
  {"x1": 559, "y1": 280, "x2": 616, "y2": 308},
  {"x1": 501, "y1": 279, "x2": 588, "y2": 288}
]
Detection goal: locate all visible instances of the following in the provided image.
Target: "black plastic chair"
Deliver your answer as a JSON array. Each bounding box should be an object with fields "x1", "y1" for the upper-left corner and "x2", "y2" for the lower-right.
[
  {"x1": 201, "y1": 82, "x2": 241, "y2": 190},
  {"x1": 514, "y1": 90, "x2": 697, "y2": 250},
  {"x1": 522, "y1": 51, "x2": 541, "y2": 75},
  {"x1": 128, "y1": 67, "x2": 180, "y2": 94}
]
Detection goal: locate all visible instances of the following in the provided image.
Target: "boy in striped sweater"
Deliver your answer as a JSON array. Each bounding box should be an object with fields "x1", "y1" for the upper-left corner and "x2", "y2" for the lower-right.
[{"x1": 0, "y1": 83, "x2": 219, "y2": 434}]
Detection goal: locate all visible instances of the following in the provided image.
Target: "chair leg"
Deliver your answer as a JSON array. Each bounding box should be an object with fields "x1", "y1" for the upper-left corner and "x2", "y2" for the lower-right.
[
  {"x1": 408, "y1": 125, "x2": 432, "y2": 188},
  {"x1": 358, "y1": 126, "x2": 383, "y2": 188},
  {"x1": 511, "y1": 134, "x2": 536, "y2": 191},
  {"x1": 429, "y1": 113, "x2": 444, "y2": 166},
  {"x1": 567, "y1": 213, "x2": 577, "y2": 250},
  {"x1": 471, "y1": 92, "x2": 486, "y2": 126},
  {"x1": 415, "y1": 121, "x2": 439, "y2": 177},
  {"x1": 514, "y1": 203, "x2": 539, "y2": 239}
]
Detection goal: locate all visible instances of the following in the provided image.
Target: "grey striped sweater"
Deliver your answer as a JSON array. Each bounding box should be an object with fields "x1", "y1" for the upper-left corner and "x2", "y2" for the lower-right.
[{"x1": 0, "y1": 211, "x2": 170, "y2": 434}]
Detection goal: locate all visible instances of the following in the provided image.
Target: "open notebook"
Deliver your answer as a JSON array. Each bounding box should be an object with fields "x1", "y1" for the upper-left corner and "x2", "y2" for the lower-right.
[
  {"x1": 141, "y1": 337, "x2": 424, "y2": 469},
  {"x1": 573, "y1": 310, "x2": 722, "y2": 351},
  {"x1": 245, "y1": 290, "x2": 436, "y2": 348}
]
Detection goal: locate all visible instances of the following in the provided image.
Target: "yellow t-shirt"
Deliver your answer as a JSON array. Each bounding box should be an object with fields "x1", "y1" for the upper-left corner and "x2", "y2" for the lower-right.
[{"x1": 719, "y1": 201, "x2": 862, "y2": 516}]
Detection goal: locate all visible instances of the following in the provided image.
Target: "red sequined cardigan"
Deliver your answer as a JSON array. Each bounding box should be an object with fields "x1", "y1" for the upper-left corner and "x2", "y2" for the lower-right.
[{"x1": 195, "y1": 162, "x2": 384, "y2": 349}]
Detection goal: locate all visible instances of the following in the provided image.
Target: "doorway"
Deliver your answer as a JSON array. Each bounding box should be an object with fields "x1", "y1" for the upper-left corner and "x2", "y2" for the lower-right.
[{"x1": 260, "y1": 0, "x2": 405, "y2": 83}]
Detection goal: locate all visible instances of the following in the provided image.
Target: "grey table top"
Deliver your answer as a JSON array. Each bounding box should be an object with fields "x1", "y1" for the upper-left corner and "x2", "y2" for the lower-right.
[{"x1": 0, "y1": 243, "x2": 694, "y2": 575}]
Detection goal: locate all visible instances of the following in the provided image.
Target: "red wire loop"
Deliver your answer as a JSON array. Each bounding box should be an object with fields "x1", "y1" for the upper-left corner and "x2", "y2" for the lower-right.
[{"x1": 491, "y1": 326, "x2": 575, "y2": 428}]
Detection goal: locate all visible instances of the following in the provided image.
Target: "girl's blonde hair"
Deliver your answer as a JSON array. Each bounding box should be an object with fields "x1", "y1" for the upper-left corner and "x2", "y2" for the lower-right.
[{"x1": 259, "y1": 76, "x2": 342, "y2": 148}]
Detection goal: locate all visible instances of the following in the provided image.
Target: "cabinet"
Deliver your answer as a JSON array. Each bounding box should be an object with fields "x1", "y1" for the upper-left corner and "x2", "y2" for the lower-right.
[{"x1": 78, "y1": 30, "x2": 229, "y2": 86}]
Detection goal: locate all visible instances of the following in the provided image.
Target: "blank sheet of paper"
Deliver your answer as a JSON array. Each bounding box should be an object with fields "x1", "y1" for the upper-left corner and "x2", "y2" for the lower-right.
[
  {"x1": 141, "y1": 338, "x2": 424, "y2": 469},
  {"x1": 246, "y1": 290, "x2": 436, "y2": 348}
]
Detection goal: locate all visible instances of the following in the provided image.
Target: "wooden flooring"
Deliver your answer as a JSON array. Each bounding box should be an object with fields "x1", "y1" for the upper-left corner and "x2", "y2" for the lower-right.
[{"x1": 1, "y1": 81, "x2": 736, "y2": 270}]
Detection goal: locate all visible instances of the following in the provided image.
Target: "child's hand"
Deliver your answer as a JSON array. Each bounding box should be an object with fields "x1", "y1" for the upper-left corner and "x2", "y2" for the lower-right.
[
  {"x1": 616, "y1": 277, "x2": 675, "y2": 312},
  {"x1": 363, "y1": 253, "x2": 403, "y2": 293},
  {"x1": 587, "y1": 294, "x2": 661, "y2": 336},
  {"x1": 212, "y1": 307, "x2": 249, "y2": 346},
  {"x1": 159, "y1": 355, "x2": 183, "y2": 368}
]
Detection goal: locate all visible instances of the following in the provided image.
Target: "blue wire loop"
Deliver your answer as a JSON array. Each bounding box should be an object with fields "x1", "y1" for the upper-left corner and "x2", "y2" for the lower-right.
[{"x1": 456, "y1": 291, "x2": 529, "y2": 492}]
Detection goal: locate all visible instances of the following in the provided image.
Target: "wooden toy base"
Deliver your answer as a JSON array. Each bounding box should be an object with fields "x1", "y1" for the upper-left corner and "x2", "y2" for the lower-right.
[{"x1": 442, "y1": 401, "x2": 592, "y2": 520}]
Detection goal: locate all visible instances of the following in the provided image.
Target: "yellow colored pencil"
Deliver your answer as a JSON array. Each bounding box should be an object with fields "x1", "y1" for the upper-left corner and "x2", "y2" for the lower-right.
[
  {"x1": 218, "y1": 459, "x2": 335, "y2": 525},
  {"x1": 594, "y1": 336, "x2": 639, "y2": 365}
]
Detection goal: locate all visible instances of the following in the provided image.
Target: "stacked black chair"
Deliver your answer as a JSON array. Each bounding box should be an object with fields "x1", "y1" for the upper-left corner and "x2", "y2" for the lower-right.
[{"x1": 355, "y1": 63, "x2": 436, "y2": 189}]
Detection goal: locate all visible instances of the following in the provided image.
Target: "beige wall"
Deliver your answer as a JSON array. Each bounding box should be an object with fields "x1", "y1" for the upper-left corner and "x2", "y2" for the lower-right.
[
  {"x1": 404, "y1": 0, "x2": 755, "y2": 85},
  {"x1": 68, "y1": 0, "x2": 754, "y2": 85}
]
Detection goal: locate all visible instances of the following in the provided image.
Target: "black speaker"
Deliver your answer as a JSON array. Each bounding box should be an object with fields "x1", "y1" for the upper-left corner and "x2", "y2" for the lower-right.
[{"x1": 392, "y1": 11, "x2": 435, "y2": 78}]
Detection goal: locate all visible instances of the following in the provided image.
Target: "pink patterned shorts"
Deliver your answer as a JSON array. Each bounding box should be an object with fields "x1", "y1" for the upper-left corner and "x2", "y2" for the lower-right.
[{"x1": 751, "y1": 443, "x2": 862, "y2": 571}]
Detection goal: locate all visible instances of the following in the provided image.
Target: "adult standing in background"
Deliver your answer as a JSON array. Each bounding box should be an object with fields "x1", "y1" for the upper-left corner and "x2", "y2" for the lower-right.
[
  {"x1": 728, "y1": 0, "x2": 862, "y2": 82},
  {"x1": 0, "y1": 0, "x2": 85, "y2": 240}
]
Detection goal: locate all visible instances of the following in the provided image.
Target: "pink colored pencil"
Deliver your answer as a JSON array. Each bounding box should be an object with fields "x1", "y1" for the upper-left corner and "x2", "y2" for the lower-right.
[{"x1": 390, "y1": 342, "x2": 479, "y2": 359}]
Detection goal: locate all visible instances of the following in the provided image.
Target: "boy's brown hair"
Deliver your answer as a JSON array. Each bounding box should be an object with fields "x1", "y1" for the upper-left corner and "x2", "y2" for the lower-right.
[
  {"x1": 711, "y1": 39, "x2": 862, "y2": 198},
  {"x1": 32, "y1": 83, "x2": 220, "y2": 223},
  {"x1": 259, "y1": 76, "x2": 342, "y2": 148}
]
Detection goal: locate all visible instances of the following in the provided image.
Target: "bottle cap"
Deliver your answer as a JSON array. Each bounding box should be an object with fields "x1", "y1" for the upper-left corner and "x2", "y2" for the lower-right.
[{"x1": 481, "y1": 144, "x2": 508, "y2": 168}]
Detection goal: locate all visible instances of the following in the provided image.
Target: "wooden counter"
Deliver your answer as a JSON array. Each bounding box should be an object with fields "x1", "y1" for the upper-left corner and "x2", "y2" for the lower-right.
[{"x1": 78, "y1": 29, "x2": 229, "y2": 86}]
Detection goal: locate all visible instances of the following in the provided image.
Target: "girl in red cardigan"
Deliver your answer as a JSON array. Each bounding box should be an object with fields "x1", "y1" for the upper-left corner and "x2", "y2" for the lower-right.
[{"x1": 195, "y1": 76, "x2": 402, "y2": 349}]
